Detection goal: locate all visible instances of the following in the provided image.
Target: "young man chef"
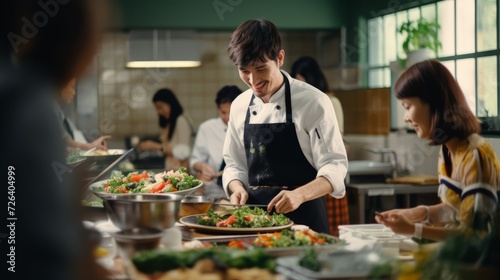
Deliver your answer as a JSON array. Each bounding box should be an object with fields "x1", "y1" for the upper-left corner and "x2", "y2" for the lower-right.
[{"x1": 222, "y1": 19, "x2": 348, "y2": 233}]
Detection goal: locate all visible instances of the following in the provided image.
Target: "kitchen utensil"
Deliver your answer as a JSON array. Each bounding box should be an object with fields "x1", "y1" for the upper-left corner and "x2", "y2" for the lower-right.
[
  {"x1": 112, "y1": 227, "x2": 164, "y2": 259},
  {"x1": 102, "y1": 194, "x2": 183, "y2": 230},
  {"x1": 211, "y1": 203, "x2": 268, "y2": 208},
  {"x1": 82, "y1": 148, "x2": 134, "y2": 191}
]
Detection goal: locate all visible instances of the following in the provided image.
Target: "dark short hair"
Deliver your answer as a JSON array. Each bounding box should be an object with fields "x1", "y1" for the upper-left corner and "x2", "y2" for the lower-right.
[
  {"x1": 153, "y1": 88, "x2": 183, "y2": 140},
  {"x1": 394, "y1": 60, "x2": 480, "y2": 145},
  {"x1": 215, "y1": 85, "x2": 242, "y2": 106},
  {"x1": 227, "y1": 19, "x2": 282, "y2": 67},
  {"x1": 290, "y1": 56, "x2": 330, "y2": 92}
]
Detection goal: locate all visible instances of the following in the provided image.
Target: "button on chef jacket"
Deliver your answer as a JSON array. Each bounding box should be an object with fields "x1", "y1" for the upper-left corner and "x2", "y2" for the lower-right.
[{"x1": 222, "y1": 71, "x2": 347, "y2": 199}]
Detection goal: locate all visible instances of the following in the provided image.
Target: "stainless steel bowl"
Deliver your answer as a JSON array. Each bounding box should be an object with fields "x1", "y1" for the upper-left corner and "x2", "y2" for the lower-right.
[
  {"x1": 111, "y1": 227, "x2": 164, "y2": 259},
  {"x1": 103, "y1": 194, "x2": 183, "y2": 230}
]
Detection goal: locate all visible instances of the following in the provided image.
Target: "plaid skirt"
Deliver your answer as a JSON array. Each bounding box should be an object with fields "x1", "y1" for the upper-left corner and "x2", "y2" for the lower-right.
[{"x1": 324, "y1": 194, "x2": 349, "y2": 236}]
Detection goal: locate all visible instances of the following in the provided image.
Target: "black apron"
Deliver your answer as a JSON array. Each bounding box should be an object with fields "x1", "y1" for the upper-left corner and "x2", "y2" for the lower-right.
[{"x1": 243, "y1": 73, "x2": 329, "y2": 233}]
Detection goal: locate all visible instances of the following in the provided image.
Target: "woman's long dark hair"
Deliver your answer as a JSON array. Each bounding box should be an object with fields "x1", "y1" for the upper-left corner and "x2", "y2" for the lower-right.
[
  {"x1": 153, "y1": 88, "x2": 183, "y2": 141},
  {"x1": 394, "y1": 60, "x2": 480, "y2": 145},
  {"x1": 290, "y1": 56, "x2": 330, "y2": 93}
]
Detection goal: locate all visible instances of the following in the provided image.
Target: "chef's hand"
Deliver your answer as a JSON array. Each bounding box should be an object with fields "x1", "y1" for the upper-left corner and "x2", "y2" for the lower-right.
[
  {"x1": 268, "y1": 190, "x2": 303, "y2": 214},
  {"x1": 198, "y1": 163, "x2": 217, "y2": 182},
  {"x1": 375, "y1": 212, "x2": 414, "y2": 235},
  {"x1": 228, "y1": 181, "x2": 248, "y2": 204}
]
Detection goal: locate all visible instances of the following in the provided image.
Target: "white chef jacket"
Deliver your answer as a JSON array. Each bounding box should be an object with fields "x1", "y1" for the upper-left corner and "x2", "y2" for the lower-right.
[
  {"x1": 189, "y1": 117, "x2": 227, "y2": 172},
  {"x1": 222, "y1": 71, "x2": 347, "y2": 198},
  {"x1": 53, "y1": 100, "x2": 88, "y2": 143}
]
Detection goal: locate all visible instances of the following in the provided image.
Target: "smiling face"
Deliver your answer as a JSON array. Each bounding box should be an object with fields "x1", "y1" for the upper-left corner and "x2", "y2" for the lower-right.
[
  {"x1": 401, "y1": 97, "x2": 432, "y2": 139},
  {"x1": 154, "y1": 101, "x2": 171, "y2": 120},
  {"x1": 238, "y1": 50, "x2": 285, "y2": 102}
]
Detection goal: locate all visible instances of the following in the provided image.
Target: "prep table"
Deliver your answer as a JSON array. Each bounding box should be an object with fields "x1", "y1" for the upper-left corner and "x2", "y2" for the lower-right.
[{"x1": 347, "y1": 183, "x2": 439, "y2": 224}]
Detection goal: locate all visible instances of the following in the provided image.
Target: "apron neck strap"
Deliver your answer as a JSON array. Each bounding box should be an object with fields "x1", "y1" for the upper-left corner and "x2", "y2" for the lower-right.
[{"x1": 283, "y1": 73, "x2": 292, "y2": 123}]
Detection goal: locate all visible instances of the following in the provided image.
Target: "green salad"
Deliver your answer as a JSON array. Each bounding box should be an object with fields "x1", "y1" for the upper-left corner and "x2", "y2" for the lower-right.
[
  {"x1": 66, "y1": 150, "x2": 85, "y2": 164},
  {"x1": 92, "y1": 167, "x2": 201, "y2": 194},
  {"x1": 133, "y1": 247, "x2": 276, "y2": 274},
  {"x1": 198, "y1": 206, "x2": 290, "y2": 228}
]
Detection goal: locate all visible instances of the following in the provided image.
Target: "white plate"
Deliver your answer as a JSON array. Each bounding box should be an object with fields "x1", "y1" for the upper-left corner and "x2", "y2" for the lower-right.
[{"x1": 338, "y1": 224, "x2": 392, "y2": 233}]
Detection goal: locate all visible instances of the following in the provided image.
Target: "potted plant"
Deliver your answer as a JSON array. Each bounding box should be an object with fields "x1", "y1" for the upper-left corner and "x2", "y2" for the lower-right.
[{"x1": 395, "y1": 18, "x2": 441, "y2": 69}]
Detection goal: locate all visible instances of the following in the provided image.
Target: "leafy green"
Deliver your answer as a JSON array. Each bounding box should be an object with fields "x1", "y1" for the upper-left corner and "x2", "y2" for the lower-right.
[
  {"x1": 66, "y1": 150, "x2": 85, "y2": 164},
  {"x1": 132, "y1": 247, "x2": 275, "y2": 274},
  {"x1": 197, "y1": 207, "x2": 290, "y2": 228},
  {"x1": 82, "y1": 198, "x2": 103, "y2": 207},
  {"x1": 253, "y1": 229, "x2": 345, "y2": 248},
  {"x1": 94, "y1": 167, "x2": 201, "y2": 194},
  {"x1": 398, "y1": 18, "x2": 441, "y2": 55},
  {"x1": 298, "y1": 248, "x2": 322, "y2": 272}
]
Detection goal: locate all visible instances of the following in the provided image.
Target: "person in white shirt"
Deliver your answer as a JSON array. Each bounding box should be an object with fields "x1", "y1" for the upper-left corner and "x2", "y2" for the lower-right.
[
  {"x1": 56, "y1": 78, "x2": 111, "y2": 151},
  {"x1": 223, "y1": 19, "x2": 348, "y2": 233},
  {"x1": 190, "y1": 85, "x2": 242, "y2": 186},
  {"x1": 137, "y1": 88, "x2": 195, "y2": 170}
]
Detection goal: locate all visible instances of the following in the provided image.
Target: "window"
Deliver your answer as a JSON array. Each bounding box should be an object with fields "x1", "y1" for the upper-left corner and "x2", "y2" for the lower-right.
[{"x1": 367, "y1": 0, "x2": 500, "y2": 134}]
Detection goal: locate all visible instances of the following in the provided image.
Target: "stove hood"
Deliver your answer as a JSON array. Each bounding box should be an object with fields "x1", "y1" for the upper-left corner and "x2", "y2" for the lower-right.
[{"x1": 127, "y1": 30, "x2": 201, "y2": 68}]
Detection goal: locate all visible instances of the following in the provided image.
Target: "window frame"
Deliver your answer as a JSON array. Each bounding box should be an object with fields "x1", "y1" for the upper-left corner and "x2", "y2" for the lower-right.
[{"x1": 366, "y1": 0, "x2": 500, "y2": 136}]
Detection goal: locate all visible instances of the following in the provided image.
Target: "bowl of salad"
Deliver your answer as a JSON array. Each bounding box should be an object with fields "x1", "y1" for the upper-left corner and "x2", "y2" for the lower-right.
[{"x1": 89, "y1": 167, "x2": 203, "y2": 199}]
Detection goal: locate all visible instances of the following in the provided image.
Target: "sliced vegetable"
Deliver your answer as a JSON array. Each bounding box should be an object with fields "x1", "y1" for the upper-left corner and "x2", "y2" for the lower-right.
[{"x1": 94, "y1": 168, "x2": 201, "y2": 194}]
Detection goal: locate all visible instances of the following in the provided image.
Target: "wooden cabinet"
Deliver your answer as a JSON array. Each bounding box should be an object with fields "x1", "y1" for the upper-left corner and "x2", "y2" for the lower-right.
[{"x1": 336, "y1": 88, "x2": 390, "y2": 135}]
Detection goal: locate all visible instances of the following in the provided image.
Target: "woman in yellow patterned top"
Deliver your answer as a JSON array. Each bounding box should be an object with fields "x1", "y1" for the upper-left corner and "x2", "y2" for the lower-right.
[{"x1": 375, "y1": 60, "x2": 499, "y2": 241}]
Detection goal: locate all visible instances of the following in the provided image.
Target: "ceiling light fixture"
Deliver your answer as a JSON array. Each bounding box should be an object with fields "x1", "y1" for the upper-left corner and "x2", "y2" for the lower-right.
[{"x1": 127, "y1": 30, "x2": 201, "y2": 68}]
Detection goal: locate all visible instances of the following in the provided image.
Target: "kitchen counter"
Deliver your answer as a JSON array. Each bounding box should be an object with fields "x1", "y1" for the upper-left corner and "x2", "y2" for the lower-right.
[{"x1": 347, "y1": 183, "x2": 439, "y2": 224}]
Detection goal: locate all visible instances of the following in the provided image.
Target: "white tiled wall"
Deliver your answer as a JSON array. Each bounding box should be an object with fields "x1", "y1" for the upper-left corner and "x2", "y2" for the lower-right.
[{"x1": 95, "y1": 31, "x2": 320, "y2": 140}]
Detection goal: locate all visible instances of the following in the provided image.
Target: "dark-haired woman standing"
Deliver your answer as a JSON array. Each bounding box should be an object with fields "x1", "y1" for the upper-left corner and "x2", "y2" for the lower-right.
[
  {"x1": 291, "y1": 56, "x2": 348, "y2": 236},
  {"x1": 137, "y1": 88, "x2": 194, "y2": 170},
  {"x1": 376, "y1": 60, "x2": 500, "y2": 241}
]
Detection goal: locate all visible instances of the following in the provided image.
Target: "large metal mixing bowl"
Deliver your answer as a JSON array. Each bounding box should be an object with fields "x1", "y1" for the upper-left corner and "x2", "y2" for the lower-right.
[{"x1": 102, "y1": 194, "x2": 183, "y2": 230}]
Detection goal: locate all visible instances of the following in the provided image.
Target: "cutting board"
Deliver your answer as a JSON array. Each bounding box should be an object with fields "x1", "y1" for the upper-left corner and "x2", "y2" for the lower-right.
[{"x1": 386, "y1": 175, "x2": 439, "y2": 185}]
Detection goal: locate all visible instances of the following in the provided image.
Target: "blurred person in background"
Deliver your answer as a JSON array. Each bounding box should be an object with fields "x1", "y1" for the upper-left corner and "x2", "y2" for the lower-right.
[
  {"x1": 290, "y1": 56, "x2": 348, "y2": 236},
  {"x1": 56, "y1": 77, "x2": 111, "y2": 151},
  {"x1": 0, "y1": 0, "x2": 108, "y2": 279},
  {"x1": 190, "y1": 85, "x2": 242, "y2": 196},
  {"x1": 375, "y1": 60, "x2": 500, "y2": 241},
  {"x1": 291, "y1": 56, "x2": 344, "y2": 134},
  {"x1": 137, "y1": 88, "x2": 194, "y2": 171}
]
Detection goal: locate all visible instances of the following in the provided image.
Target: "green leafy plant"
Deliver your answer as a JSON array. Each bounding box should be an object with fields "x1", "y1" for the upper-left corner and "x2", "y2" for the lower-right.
[{"x1": 398, "y1": 18, "x2": 441, "y2": 56}]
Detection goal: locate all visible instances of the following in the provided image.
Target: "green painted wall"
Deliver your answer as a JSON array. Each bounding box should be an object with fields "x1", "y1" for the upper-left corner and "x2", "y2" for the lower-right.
[{"x1": 111, "y1": 0, "x2": 348, "y2": 30}]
